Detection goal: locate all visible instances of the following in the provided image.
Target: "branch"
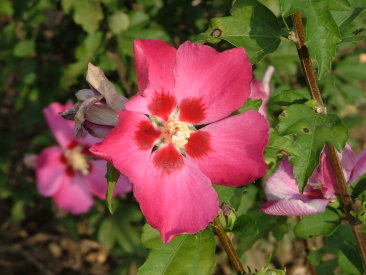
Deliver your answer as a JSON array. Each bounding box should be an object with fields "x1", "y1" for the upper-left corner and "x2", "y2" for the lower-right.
[
  {"x1": 291, "y1": 11, "x2": 366, "y2": 267},
  {"x1": 212, "y1": 217, "x2": 245, "y2": 274}
]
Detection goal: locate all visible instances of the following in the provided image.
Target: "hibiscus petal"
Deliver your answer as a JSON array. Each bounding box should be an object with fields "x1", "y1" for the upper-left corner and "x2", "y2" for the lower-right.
[
  {"x1": 36, "y1": 146, "x2": 65, "y2": 196},
  {"x1": 261, "y1": 198, "x2": 329, "y2": 216},
  {"x1": 53, "y1": 175, "x2": 93, "y2": 214},
  {"x1": 174, "y1": 41, "x2": 252, "y2": 124},
  {"x1": 250, "y1": 79, "x2": 268, "y2": 117},
  {"x1": 349, "y1": 149, "x2": 366, "y2": 184},
  {"x1": 264, "y1": 159, "x2": 301, "y2": 200},
  {"x1": 43, "y1": 103, "x2": 75, "y2": 148},
  {"x1": 90, "y1": 110, "x2": 160, "y2": 184},
  {"x1": 126, "y1": 40, "x2": 177, "y2": 120},
  {"x1": 340, "y1": 144, "x2": 356, "y2": 182},
  {"x1": 134, "y1": 144, "x2": 219, "y2": 243},
  {"x1": 85, "y1": 160, "x2": 132, "y2": 199},
  {"x1": 310, "y1": 145, "x2": 355, "y2": 199},
  {"x1": 185, "y1": 111, "x2": 268, "y2": 186},
  {"x1": 310, "y1": 148, "x2": 338, "y2": 199}
]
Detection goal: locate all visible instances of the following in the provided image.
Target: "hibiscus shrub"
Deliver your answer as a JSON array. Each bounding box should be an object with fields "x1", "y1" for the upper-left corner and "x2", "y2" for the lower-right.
[{"x1": 1, "y1": 0, "x2": 366, "y2": 274}]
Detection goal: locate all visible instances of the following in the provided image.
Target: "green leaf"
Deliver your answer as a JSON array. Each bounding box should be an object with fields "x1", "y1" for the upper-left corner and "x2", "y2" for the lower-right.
[
  {"x1": 307, "y1": 250, "x2": 322, "y2": 265},
  {"x1": 0, "y1": 0, "x2": 13, "y2": 15},
  {"x1": 272, "y1": 90, "x2": 310, "y2": 106},
  {"x1": 108, "y1": 11, "x2": 130, "y2": 34},
  {"x1": 232, "y1": 215, "x2": 259, "y2": 238},
  {"x1": 331, "y1": 8, "x2": 365, "y2": 44},
  {"x1": 278, "y1": 104, "x2": 348, "y2": 191},
  {"x1": 322, "y1": 225, "x2": 365, "y2": 273},
  {"x1": 72, "y1": 0, "x2": 103, "y2": 33},
  {"x1": 237, "y1": 98, "x2": 262, "y2": 113},
  {"x1": 294, "y1": 208, "x2": 341, "y2": 238},
  {"x1": 303, "y1": 2, "x2": 341, "y2": 79},
  {"x1": 198, "y1": 0, "x2": 281, "y2": 63},
  {"x1": 266, "y1": 130, "x2": 300, "y2": 157},
  {"x1": 236, "y1": 206, "x2": 288, "y2": 251},
  {"x1": 338, "y1": 245, "x2": 364, "y2": 274},
  {"x1": 98, "y1": 204, "x2": 144, "y2": 253},
  {"x1": 279, "y1": 0, "x2": 341, "y2": 79},
  {"x1": 61, "y1": 32, "x2": 102, "y2": 89},
  {"x1": 139, "y1": 225, "x2": 216, "y2": 275},
  {"x1": 13, "y1": 40, "x2": 35, "y2": 57},
  {"x1": 105, "y1": 163, "x2": 120, "y2": 214}
]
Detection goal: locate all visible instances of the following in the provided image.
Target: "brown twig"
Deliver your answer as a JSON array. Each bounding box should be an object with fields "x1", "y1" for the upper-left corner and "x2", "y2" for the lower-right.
[
  {"x1": 212, "y1": 217, "x2": 245, "y2": 274},
  {"x1": 291, "y1": 11, "x2": 366, "y2": 267},
  {"x1": 291, "y1": 12, "x2": 324, "y2": 110}
]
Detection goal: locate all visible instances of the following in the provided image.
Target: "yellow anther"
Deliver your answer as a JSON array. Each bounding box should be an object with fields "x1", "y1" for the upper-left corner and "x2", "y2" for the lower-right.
[
  {"x1": 64, "y1": 147, "x2": 90, "y2": 175},
  {"x1": 160, "y1": 119, "x2": 190, "y2": 148}
]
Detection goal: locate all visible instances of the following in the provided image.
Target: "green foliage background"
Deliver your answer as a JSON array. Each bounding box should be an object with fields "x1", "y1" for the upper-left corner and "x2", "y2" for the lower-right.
[{"x1": 0, "y1": 0, "x2": 366, "y2": 274}]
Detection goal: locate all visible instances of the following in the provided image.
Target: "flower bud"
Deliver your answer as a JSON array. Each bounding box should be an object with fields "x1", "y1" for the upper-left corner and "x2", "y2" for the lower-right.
[{"x1": 60, "y1": 63, "x2": 128, "y2": 138}]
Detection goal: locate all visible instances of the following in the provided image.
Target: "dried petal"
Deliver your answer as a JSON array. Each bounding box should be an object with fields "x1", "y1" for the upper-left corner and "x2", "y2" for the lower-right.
[{"x1": 86, "y1": 63, "x2": 128, "y2": 112}]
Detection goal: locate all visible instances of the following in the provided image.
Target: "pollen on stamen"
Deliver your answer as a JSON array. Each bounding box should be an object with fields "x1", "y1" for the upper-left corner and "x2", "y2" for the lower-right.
[{"x1": 160, "y1": 119, "x2": 190, "y2": 148}]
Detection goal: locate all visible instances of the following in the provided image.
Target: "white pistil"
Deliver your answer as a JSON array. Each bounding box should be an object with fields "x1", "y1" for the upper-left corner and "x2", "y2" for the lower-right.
[{"x1": 160, "y1": 119, "x2": 190, "y2": 148}]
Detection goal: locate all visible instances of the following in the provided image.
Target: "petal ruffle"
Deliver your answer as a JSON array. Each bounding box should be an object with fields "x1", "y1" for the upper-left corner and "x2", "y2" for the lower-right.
[
  {"x1": 90, "y1": 110, "x2": 160, "y2": 184},
  {"x1": 261, "y1": 198, "x2": 329, "y2": 216},
  {"x1": 185, "y1": 111, "x2": 268, "y2": 186},
  {"x1": 264, "y1": 159, "x2": 301, "y2": 200},
  {"x1": 340, "y1": 144, "x2": 356, "y2": 182},
  {"x1": 43, "y1": 103, "x2": 75, "y2": 148},
  {"x1": 126, "y1": 40, "x2": 177, "y2": 120},
  {"x1": 85, "y1": 160, "x2": 132, "y2": 199},
  {"x1": 310, "y1": 145, "x2": 356, "y2": 199},
  {"x1": 53, "y1": 175, "x2": 93, "y2": 214},
  {"x1": 134, "y1": 144, "x2": 219, "y2": 243},
  {"x1": 174, "y1": 41, "x2": 252, "y2": 124},
  {"x1": 349, "y1": 149, "x2": 366, "y2": 184},
  {"x1": 36, "y1": 146, "x2": 65, "y2": 196},
  {"x1": 250, "y1": 79, "x2": 269, "y2": 117}
]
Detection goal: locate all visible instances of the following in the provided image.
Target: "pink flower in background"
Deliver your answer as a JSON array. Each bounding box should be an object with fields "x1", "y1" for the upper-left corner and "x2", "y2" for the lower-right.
[
  {"x1": 36, "y1": 103, "x2": 131, "y2": 214},
  {"x1": 261, "y1": 144, "x2": 362, "y2": 216},
  {"x1": 91, "y1": 40, "x2": 269, "y2": 242},
  {"x1": 249, "y1": 66, "x2": 274, "y2": 117}
]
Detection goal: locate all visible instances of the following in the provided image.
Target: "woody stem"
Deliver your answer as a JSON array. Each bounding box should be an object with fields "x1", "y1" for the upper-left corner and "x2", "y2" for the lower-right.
[
  {"x1": 291, "y1": 10, "x2": 366, "y2": 267},
  {"x1": 212, "y1": 217, "x2": 245, "y2": 274}
]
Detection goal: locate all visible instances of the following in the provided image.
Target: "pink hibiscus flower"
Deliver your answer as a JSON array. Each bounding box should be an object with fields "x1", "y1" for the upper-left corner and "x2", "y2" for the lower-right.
[
  {"x1": 249, "y1": 66, "x2": 274, "y2": 117},
  {"x1": 90, "y1": 40, "x2": 269, "y2": 242},
  {"x1": 36, "y1": 103, "x2": 131, "y2": 214},
  {"x1": 261, "y1": 144, "x2": 364, "y2": 216}
]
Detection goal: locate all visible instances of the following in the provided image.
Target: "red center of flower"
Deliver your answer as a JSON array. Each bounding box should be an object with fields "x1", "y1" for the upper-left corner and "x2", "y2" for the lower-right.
[
  {"x1": 147, "y1": 91, "x2": 176, "y2": 121},
  {"x1": 184, "y1": 131, "x2": 212, "y2": 159},
  {"x1": 153, "y1": 144, "x2": 184, "y2": 174},
  {"x1": 178, "y1": 97, "x2": 206, "y2": 124},
  {"x1": 135, "y1": 121, "x2": 161, "y2": 150},
  {"x1": 159, "y1": 119, "x2": 190, "y2": 148},
  {"x1": 60, "y1": 143, "x2": 91, "y2": 176}
]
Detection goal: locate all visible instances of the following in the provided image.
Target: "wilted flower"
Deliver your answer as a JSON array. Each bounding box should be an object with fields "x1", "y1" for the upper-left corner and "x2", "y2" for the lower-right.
[
  {"x1": 249, "y1": 66, "x2": 274, "y2": 117},
  {"x1": 261, "y1": 144, "x2": 364, "y2": 216},
  {"x1": 61, "y1": 63, "x2": 128, "y2": 138},
  {"x1": 36, "y1": 103, "x2": 131, "y2": 214},
  {"x1": 91, "y1": 40, "x2": 269, "y2": 242}
]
